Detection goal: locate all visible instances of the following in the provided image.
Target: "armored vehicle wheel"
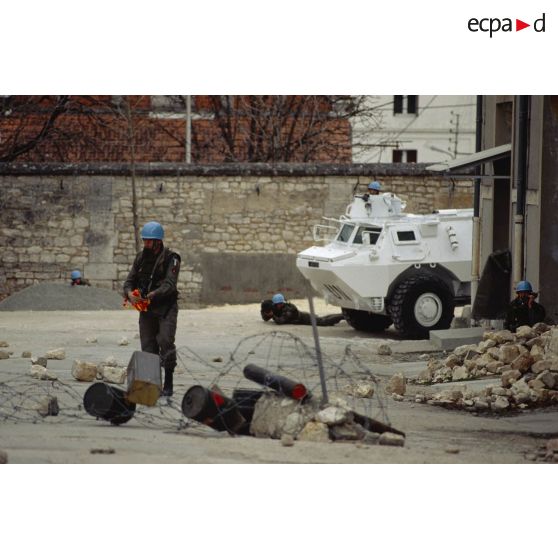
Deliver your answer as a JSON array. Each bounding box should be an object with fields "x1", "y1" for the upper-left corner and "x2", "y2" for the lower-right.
[
  {"x1": 388, "y1": 275, "x2": 454, "y2": 339},
  {"x1": 342, "y1": 308, "x2": 393, "y2": 332}
]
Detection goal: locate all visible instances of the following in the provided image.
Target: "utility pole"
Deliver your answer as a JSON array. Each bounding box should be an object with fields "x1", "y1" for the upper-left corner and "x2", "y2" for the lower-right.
[
  {"x1": 449, "y1": 111, "x2": 460, "y2": 158},
  {"x1": 185, "y1": 95, "x2": 192, "y2": 164}
]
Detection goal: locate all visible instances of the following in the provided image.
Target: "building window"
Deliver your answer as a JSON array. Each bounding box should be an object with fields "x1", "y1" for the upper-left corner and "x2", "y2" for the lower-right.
[
  {"x1": 393, "y1": 95, "x2": 419, "y2": 115},
  {"x1": 392, "y1": 149, "x2": 417, "y2": 163}
]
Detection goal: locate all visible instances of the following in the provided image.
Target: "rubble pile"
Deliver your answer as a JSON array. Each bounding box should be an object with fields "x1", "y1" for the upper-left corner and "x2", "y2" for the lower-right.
[
  {"x1": 250, "y1": 393, "x2": 405, "y2": 447},
  {"x1": 411, "y1": 324, "x2": 558, "y2": 413},
  {"x1": 414, "y1": 323, "x2": 554, "y2": 386}
]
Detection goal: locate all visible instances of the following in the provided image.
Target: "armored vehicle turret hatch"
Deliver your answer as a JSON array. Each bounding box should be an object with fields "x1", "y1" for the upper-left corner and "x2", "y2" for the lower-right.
[{"x1": 296, "y1": 192, "x2": 473, "y2": 339}]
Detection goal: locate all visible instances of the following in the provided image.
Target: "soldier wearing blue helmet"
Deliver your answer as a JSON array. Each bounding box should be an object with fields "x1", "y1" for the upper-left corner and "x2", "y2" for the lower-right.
[
  {"x1": 123, "y1": 221, "x2": 181, "y2": 397},
  {"x1": 504, "y1": 280, "x2": 546, "y2": 333},
  {"x1": 264, "y1": 293, "x2": 344, "y2": 326},
  {"x1": 70, "y1": 269, "x2": 91, "y2": 286}
]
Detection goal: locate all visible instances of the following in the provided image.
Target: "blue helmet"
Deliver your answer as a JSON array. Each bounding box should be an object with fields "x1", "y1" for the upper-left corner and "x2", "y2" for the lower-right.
[
  {"x1": 516, "y1": 280, "x2": 533, "y2": 293},
  {"x1": 368, "y1": 181, "x2": 381, "y2": 191},
  {"x1": 272, "y1": 293, "x2": 286, "y2": 304},
  {"x1": 141, "y1": 221, "x2": 164, "y2": 240},
  {"x1": 71, "y1": 270, "x2": 82, "y2": 280}
]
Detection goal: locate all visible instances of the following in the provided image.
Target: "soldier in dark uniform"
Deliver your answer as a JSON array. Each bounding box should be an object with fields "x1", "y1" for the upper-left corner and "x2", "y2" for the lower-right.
[
  {"x1": 268, "y1": 293, "x2": 344, "y2": 326},
  {"x1": 504, "y1": 280, "x2": 546, "y2": 333},
  {"x1": 70, "y1": 270, "x2": 91, "y2": 286},
  {"x1": 123, "y1": 221, "x2": 181, "y2": 397}
]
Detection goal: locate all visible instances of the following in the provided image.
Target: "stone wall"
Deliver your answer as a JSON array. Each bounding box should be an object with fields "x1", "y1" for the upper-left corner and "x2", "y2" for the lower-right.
[{"x1": 0, "y1": 163, "x2": 473, "y2": 305}]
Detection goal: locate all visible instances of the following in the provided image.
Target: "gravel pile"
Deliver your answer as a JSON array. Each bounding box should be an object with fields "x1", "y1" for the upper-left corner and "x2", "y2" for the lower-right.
[{"x1": 0, "y1": 283, "x2": 123, "y2": 311}]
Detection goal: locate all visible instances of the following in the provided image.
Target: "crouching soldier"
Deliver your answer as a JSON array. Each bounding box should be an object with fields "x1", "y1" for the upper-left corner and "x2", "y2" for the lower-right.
[
  {"x1": 504, "y1": 281, "x2": 546, "y2": 333},
  {"x1": 123, "y1": 221, "x2": 181, "y2": 397},
  {"x1": 70, "y1": 270, "x2": 91, "y2": 286},
  {"x1": 269, "y1": 293, "x2": 344, "y2": 326}
]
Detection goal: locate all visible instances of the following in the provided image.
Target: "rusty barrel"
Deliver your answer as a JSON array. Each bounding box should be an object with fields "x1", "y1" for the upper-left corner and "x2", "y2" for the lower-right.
[
  {"x1": 83, "y1": 382, "x2": 136, "y2": 425},
  {"x1": 243, "y1": 364, "x2": 309, "y2": 400},
  {"x1": 181, "y1": 386, "x2": 246, "y2": 434}
]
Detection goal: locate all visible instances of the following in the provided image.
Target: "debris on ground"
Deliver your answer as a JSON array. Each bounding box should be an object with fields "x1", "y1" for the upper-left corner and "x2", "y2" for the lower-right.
[
  {"x1": 343, "y1": 381, "x2": 375, "y2": 398},
  {"x1": 90, "y1": 448, "x2": 115, "y2": 455},
  {"x1": 71, "y1": 360, "x2": 98, "y2": 382},
  {"x1": 0, "y1": 341, "x2": 9, "y2": 347},
  {"x1": 0, "y1": 449, "x2": 8, "y2": 464},
  {"x1": 377, "y1": 343, "x2": 392, "y2": 356},
  {"x1": 21, "y1": 351, "x2": 32, "y2": 358},
  {"x1": 412, "y1": 323, "x2": 554, "y2": 385},
  {"x1": 46, "y1": 348, "x2": 66, "y2": 360},
  {"x1": 385, "y1": 373, "x2": 406, "y2": 396},
  {"x1": 31, "y1": 356, "x2": 47, "y2": 367},
  {"x1": 0, "y1": 350, "x2": 10, "y2": 360},
  {"x1": 408, "y1": 323, "x2": 558, "y2": 413},
  {"x1": 118, "y1": 337, "x2": 129, "y2": 346},
  {"x1": 36, "y1": 396, "x2": 59, "y2": 417},
  {"x1": 30, "y1": 365, "x2": 58, "y2": 381}
]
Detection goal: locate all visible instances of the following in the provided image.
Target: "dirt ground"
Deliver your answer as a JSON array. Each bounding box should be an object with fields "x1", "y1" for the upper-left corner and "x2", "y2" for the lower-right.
[{"x1": 1, "y1": 299, "x2": 557, "y2": 464}]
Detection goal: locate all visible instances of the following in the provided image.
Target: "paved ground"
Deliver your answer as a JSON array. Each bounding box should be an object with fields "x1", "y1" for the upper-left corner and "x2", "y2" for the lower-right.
[{"x1": 1, "y1": 300, "x2": 557, "y2": 463}]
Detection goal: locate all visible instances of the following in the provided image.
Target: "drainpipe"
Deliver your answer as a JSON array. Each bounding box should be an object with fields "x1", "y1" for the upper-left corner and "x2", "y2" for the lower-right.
[
  {"x1": 512, "y1": 96, "x2": 529, "y2": 285},
  {"x1": 471, "y1": 95, "x2": 483, "y2": 309}
]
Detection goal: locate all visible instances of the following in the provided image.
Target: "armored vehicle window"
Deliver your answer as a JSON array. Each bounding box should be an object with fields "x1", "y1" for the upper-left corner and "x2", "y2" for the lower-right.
[
  {"x1": 396, "y1": 230, "x2": 416, "y2": 242},
  {"x1": 337, "y1": 224, "x2": 355, "y2": 243},
  {"x1": 354, "y1": 226, "x2": 382, "y2": 245}
]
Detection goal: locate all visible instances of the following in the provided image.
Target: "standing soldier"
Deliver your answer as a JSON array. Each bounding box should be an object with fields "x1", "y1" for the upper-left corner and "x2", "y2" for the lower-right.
[{"x1": 123, "y1": 221, "x2": 181, "y2": 397}]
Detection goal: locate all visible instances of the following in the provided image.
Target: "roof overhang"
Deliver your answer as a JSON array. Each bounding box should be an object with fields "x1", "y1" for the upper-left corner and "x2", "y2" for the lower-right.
[{"x1": 426, "y1": 143, "x2": 511, "y2": 173}]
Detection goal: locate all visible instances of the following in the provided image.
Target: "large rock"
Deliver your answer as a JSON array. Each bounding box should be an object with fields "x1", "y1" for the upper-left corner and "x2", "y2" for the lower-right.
[
  {"x1": 547, "y1": 329, "x2": 558, "y2": 356},
  {"x1": 452, "y1": 366, "x2": 469, "y2": 381},
  {"x1": 515, "y1": 325, "x2": 536, "y2": 340},
  {"x1": 344, "y1": 382, "x2": 375, "y2": 398},
  {"x1": 282, "y1": 411, "x2": 308, "y2": 437},
  {"x1": 501, "y1": 369, "x2": 522, "y2": 388},
  {"x1": 453, "y1": 344, "x2": 479, "y2": 358},
  {"x1": 98, "y1": 365, "x2": 126, "y2": 384},
  {"x1": 297, "y1": 421, "x2": 330, "y2": 443},
  {"x1": 30, "y1": 365, "x2": 58, "y2": 380},
  {"x1": 492, "y1": 330, "x2": 516, "y2": 344},
  {"x1": 499, "y1": 344, "x2": 520, "y2": 364},
  {"x1": 385, "y1": 373, "x2": 406, "y2": 396},
  {"x1": 511, "y1": 354, "x2": 534, "y2": 373},
  {"x1": 492, "y1": 396, "x2": 510, "y2": 412},
  {"x1": 535, "y1": 371, "x2": 556, "y2": 389},
  {"x1": 250, "y1": 393, "x2": 316, "y2": 439},
  {"x1": 316, "y1": 406, "x2": 350, "y2": 426},
  {"x1": 36, "y1": 396, "x2": 59, "y2": 417},
  {"x1": 71, "y1": 360, "x2": 98, "y2": 382},
  {"x1": 46, "y1": 348, "x2": 66, "y2": 360}
]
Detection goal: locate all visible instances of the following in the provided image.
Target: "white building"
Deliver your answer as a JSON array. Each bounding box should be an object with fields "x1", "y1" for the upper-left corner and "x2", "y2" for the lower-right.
[{"x1": 352, "y1": 95, "x2": 477, "y2": 164}]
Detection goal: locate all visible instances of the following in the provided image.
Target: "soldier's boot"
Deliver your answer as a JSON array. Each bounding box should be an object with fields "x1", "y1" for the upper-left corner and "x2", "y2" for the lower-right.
[{"x1": 162, "y1": 368, "x2": 174, "y2": 397}]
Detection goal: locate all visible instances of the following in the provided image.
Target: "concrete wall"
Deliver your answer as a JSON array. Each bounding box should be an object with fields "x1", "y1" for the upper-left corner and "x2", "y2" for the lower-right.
[{"x1": 0, "y1": 163, "x2": 473, "y2": 306}]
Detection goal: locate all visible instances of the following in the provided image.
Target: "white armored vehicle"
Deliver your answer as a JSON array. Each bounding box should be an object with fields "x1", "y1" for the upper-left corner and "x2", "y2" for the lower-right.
[{"x1": 296, "y1": 192, "x2": 473, "y2": 338}]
